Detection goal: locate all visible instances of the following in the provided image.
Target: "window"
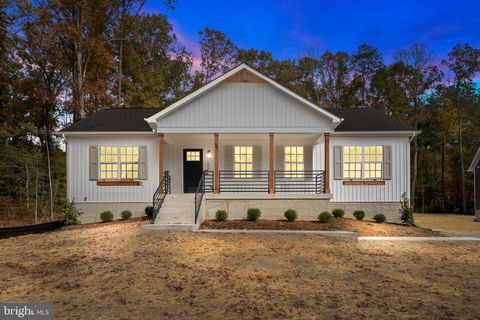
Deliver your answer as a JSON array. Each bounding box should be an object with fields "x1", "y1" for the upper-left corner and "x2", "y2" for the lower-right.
[
  {"x1": 186, "y1": 151, "x2": 200, "y2": 161},
  {"x1": 285, "y1": 146, "x2": 304, "y2": 178},
  {"x1": 120, "y1": 147, "x2": 139, "y2": 179},
  {"x1": 100, "y1": 146, "x2": 118, "y2": 179},
  {"x1": 99, "y1": 146, "x2": 139, "y2": 180},
  {"x1": 343, "y1": 146, "x2": 362, "y2": 179},
  {"x1": 364, "y1": 146, "x2": 383, "y2": 179},
  {"x1": 343, "y1": 146, "x2": 383, "y2": 179},
  {"x1": 234, "y1": 146, "x2": 253, "y2": 178}
]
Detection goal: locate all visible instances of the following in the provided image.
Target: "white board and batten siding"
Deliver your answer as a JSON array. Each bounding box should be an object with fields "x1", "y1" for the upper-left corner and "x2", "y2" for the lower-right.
[
  {"x1": 156, "y1": 83, "x2": 333, "y2": 133},
  {"x1": 327, "y1": 135, "x2": 410, "y2": 202},
  {"x1": 66, "y1": 134, "x2": 158, "y2": 203}
]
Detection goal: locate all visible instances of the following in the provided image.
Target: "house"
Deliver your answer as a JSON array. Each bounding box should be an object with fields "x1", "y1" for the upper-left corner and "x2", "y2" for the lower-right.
[
  {"x1": 468, "y1": 147, "x2": 480, "y2": 222},
  {"x1": 59, "y1": 64, "x2": 418, "y2": 225}
]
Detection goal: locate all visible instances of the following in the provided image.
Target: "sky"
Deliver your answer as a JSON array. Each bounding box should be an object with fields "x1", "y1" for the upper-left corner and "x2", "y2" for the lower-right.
[{"x1": 145, "y1": 0, "x2": 480, "y2": 67}]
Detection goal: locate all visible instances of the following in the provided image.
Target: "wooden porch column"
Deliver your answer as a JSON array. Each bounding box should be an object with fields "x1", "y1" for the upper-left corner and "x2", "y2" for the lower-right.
[
  {"x1": 324, "y1": 132, "x2": 330, "y2": 193},
  {"x1": 269, "y1": 133, "x2": 275, "y2": 193},
  {"x1": 158, "y1": 133, "x2": 164, "y2": 183},
  {"x1": 214, "y1": 133, "x2": 219, "y2": 194}
]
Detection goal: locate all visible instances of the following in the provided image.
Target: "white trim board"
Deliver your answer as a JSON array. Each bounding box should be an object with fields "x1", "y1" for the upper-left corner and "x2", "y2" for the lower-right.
[{"x1": 468, "y1": 147, "x2": 480, "y2": 172}]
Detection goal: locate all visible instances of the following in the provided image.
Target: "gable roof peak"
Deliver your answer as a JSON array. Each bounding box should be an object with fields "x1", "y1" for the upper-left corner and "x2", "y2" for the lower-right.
[{"x1": 145, "y1": 63, "x2": 342, "y2": 125}]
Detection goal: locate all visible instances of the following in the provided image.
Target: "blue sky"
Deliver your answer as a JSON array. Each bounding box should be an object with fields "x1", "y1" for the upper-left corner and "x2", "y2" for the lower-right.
[{"x1": 146, "y1": 0, "x2": 480, "y2": 65}]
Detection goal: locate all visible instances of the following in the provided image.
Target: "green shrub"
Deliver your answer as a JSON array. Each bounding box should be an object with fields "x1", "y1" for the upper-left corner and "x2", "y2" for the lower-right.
[
  {"x1": 399, "y1": 193, "x2": 415, "y2": 225},
  {"x1": 373, "y1": 214, "x2": 386, "y2": 223},
  {"x1": 121, "y1": 210, "x2": 132, "y2": 220},
  {"x1": 100, "y1": 211, "x2": 114, "y2": 222},
  {"x1": 61, "y1": 199, "x2": 83, "y2": 225},
  {"x1": 284, "y1": 209, "x2": 297, "y2": 222},
  {"x1": 215, "y1": 210, "x2": 228, "y2": 222},
  {"x1": 353, "y1": 210, "x2": 365, "y2": 220},
  {"x1": 144, "y1": 206, "x2": 154, "y2": 217},
  {"x1": 318, "y1": 211, "x2": 332, "y2": 223},
  {"x1": 332, "y1": 208, "x2": 345, "y2": 218},
  {"x1": 246, "y1": 208, "x2": 261, "y2": 221}
]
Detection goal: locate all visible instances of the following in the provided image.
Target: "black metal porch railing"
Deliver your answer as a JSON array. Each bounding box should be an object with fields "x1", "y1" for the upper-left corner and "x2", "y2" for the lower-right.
[
  {"x1": 152, "y1": 171, "x2": 171, "y2": 221},
  {"x1": 204, "y1": 170, "x2": 214, "y2": 193},
  {"x1": 194, "y1": 170, "x2": 213, "y2": 224},
  {"x1": 274, "y1": 170, "x2": 325, "y2": 194},
  {"x1": 218, "y1": 170, "x2": 270, "y2": 193}
]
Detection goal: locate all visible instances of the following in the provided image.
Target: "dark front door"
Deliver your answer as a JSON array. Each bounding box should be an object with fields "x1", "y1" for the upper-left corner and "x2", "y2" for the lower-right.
[{"x1": 183, "y1": 149, "x2": 203, "y2": 193}]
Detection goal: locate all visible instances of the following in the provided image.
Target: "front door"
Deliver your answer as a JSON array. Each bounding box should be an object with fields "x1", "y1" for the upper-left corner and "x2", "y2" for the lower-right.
[{"x1": 183, "y1": 149, "x2": 203, "y2": 193}]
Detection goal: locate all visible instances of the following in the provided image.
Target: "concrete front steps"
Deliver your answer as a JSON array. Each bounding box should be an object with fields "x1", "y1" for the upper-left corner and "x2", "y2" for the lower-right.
[{"x1": 141, "y1": 194, "x2": 201, "y2": 232}]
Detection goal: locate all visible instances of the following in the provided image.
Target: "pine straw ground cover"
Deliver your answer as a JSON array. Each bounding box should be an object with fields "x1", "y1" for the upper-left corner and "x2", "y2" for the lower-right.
[
  {"x1": 201, "y1": 218, "x2": 441, "y2": 237},
  {"x1": 1, "y1": 220, "x2": 479, "y2": 319}
]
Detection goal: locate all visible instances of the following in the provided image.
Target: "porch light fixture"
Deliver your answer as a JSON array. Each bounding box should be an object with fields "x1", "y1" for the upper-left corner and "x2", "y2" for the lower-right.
[{"x1": 206, "y1": 150, "x2": 212, "y2": 158}]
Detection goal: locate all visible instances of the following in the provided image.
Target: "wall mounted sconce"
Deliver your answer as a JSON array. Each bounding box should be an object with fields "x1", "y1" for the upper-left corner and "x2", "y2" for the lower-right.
[{"x1": 206, "y1": 150, "x2": 212, "y2": 159}]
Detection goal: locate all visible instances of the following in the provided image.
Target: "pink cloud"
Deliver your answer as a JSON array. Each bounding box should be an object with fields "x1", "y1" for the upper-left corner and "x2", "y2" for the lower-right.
[{"x1": 171, "y1": 20, "x2": 202, "y2": 71}]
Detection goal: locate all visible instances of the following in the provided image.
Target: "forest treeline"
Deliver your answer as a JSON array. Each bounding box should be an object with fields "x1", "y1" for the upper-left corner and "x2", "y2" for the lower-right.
[{"x1": 0, "y1": 0, "x2": 479, "y2": 220}]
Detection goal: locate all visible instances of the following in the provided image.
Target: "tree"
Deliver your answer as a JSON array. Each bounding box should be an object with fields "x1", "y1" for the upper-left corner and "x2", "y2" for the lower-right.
[
  {"x1": 47, "y1": 0, "x2": 116, "y2": 119},
  {"x1": 393, "y1": 44, "x2": 442, "y2": 210},
  {"x1": 234, "y1": 48, "x2": 273, "y2": 73},
  {"x1": 316, "y1": 51, "x2": 357, "y2": 108},
  {"x1": 442, "y1": 44, "x2": 480, "y2": 212},
  {"x1": 198, "y1": 27, "x2": 238, "y2": 83},
  {"x1": 121, "y1": 13, "x2": 192, "y2": 108},
  {"x1": 351, "y1": 44, "x2": 383, "y2": 106}
]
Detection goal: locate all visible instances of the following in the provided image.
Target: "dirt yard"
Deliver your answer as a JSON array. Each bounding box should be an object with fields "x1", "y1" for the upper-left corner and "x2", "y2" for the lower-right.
[
  {"x1": 201, "y1": 218, "x2": 441, "y2": 237},
  {"x1": 1, "y1": 220, "x2": 479, "y2": 319},
  {"x1": 415, "y1": 213, "x2": 480, "y2": 235}
]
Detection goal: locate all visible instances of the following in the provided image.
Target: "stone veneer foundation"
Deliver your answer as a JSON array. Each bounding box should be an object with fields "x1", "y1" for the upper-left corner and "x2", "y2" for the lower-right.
[{"x1": 204, "y1": 194, "x2": 401, "y2": 223}]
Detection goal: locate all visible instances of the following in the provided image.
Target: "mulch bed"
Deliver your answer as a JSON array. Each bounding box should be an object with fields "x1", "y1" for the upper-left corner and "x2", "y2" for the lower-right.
[{"x1": 200, "y1": 218, "x2": 442, "y2": 237}]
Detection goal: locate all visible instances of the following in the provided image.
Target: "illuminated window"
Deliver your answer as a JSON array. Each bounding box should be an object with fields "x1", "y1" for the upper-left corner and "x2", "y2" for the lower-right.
[
  {"x1": 186, "y1": 151, "x2": 201, "y2": 161},
  {"x1": 99, "y1": 146, "x2": 140, "y2": 180},
  {"x1": 120, "y1": 147, "x2": 139, "y2": 179},
  {"x1": 100, "y1": 146, "x2": 118, "y2": 179},
  {"x1": 285, "y1": 146, "x2": 304, "y2": 178},
  {"x1": 234, "y1": 146, "x2": 253, "y2": 178},
  {"x1": 364, "y1": 146, "x2": 383, "y2": 179},
  {"x1": 343, "y1": 146, "x2": 383, "y2": 179}
]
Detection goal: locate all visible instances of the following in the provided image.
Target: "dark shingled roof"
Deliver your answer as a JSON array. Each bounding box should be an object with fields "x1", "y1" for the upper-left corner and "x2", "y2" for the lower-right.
[
  {"x1": 330, "y1": 108, "x2": 415, "y2": 132},
  {"x1": 60, "y1": 107, "x2": 415, "y2": 133},
  {"x1": 60, "y1": 108, "x2": 162, "y2": 132}
]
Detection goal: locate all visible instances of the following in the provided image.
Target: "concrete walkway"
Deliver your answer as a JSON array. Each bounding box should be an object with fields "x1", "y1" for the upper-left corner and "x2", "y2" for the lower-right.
[
  {"x1": 195, "y1": 229, "x2": 357, "y2": 238},
  {"x1": 359, "y1": 236, "x2": 480, "y2": 241}
]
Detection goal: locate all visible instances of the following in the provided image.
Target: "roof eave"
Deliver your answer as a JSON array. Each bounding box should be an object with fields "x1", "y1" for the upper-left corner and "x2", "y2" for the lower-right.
[
  {"x1": 56, "y1": 131, "x2": 155, "y2": 135},
  {"x1": 468, "y1": 148, "x2": 480, "y2": 172},
  {"x1": 332, "y1": 130, "x2": 420, "y2": 137}
]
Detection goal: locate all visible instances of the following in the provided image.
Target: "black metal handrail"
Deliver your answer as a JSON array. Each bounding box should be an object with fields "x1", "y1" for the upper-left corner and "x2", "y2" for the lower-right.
[
  {"x1": 152, "y1": 171, "x2": 170, "y2": 221},
  {"x1": 274, "y1": 170, "x2": 325, "y2": 194},
  {"x1": 219, "y1": 170, "x2": 270, "y2": 193},
  {"x1": 194, "y1": 170, "x2": 213, "y2": 224}
]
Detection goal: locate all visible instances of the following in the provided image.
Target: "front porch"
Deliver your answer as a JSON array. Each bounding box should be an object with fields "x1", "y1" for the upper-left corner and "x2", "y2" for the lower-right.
[
  {"x1": 152, "y1": 132, "x2": 332, "y2": 226},
  {"x1": 157, "y1": 133, "x2": 331, "y2": 195}
]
